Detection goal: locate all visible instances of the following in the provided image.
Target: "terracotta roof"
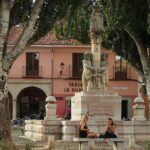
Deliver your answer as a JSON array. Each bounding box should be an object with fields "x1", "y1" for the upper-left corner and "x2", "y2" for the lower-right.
[{"x1": 8, "y1": 26, "x2": 82, "y2": 45}]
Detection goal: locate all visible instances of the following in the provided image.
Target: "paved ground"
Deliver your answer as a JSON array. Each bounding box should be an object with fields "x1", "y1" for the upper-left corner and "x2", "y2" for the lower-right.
[
  {"x1": 12, "y1": 126, "x2": 147, "y2": 150},
  {"x1": 11, "y1": 127, "x2": 113, "y2": 150},
  {"x1": 12, "y1": 126, "x2": 47, "y2": 149}
]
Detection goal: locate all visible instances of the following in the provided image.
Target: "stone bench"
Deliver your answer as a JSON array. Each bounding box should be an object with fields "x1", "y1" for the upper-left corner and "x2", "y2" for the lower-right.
[{"x1": 73, "y1": 138, "x2": 129, "y2": 150}]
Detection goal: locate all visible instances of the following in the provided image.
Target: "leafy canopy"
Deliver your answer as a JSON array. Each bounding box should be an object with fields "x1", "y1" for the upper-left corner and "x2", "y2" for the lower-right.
[
  {"x1": 8, "y1": 0, "x2": 86, "y2": 44},
  {"x1": 55, "y1": 0, "x2": 150, "y2": 77}
]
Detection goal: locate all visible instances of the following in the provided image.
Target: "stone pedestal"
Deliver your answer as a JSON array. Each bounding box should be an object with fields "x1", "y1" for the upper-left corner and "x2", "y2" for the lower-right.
[
  {"x1": 24, "y1": 96, "x2": 61, "y2": 141},
  {"x1": 44, "y1": 103, "x2": 57, "y2": 120},
  {"x1": 25, "y1": 120, "x2": 61, "y2": 141},
  {"x1": 71, "y1": 89, "x2": 122, "y2": 121},
  {"x1": 44, "y1": 96, "x2": 57, "y2": 120},
  {"x1": 62, "y1": 121, "x2": 80, "y2": 141},
  {"x1": 132, "y1": 105, "x2": 146, "y2": 121},
  {"x1": 132, "y1": 97, "x2": 146, "y2": 121}
]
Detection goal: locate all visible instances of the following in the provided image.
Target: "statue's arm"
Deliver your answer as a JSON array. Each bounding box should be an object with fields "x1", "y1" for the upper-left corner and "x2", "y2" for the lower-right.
[
  {"x1": 98, "y1": 62, "x2": 109, "y2": 73},
  {"x1": 83, "y1": 60, "x2": 95, "y2": 71}
]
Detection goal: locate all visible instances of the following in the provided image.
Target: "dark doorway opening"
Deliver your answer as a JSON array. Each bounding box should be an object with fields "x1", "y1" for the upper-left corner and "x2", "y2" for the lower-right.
[
  {"x1": 121, "y1": 100, "x2": 128, "y2": 120},
  {"x1": 17, "y1": 87, "x2": 46, "y2": 118}
]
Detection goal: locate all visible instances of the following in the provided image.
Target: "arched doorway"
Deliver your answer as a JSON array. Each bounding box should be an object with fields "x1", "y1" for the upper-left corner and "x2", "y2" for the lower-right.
[{"x1": 17, "y1": 87, "x2": 46, "y2": 118}]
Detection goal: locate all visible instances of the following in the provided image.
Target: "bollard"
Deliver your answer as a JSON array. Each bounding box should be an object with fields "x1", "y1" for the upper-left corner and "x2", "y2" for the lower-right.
[
  {"x1": 128, "y1": 136, "x2": 136, "y2": 150},
  {"x1": 48, "y1": 135, "x2": 55, "y2": 149}
]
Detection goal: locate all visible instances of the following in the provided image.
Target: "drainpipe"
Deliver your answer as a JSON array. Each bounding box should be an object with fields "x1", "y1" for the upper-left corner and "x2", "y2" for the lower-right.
[{"x1": 51, "y1": 45, "x2": 54, "y2": 96}]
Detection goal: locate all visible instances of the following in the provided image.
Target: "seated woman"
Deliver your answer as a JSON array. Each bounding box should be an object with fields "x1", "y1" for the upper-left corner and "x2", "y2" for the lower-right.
[
  {"x1": 98, "y1": 118, "x2": 117, "y2": 138},
  {"x1": 79, "y1": 114, "x2": 97, "y2": 138}
]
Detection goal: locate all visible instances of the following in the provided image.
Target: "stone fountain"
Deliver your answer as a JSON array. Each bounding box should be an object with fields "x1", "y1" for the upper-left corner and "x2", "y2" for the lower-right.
[
  {"x1": 71, "y1": 5, "x2": 122, "y2": 122},
  {"x1": 24, "y1": 5, "x2": 150, "y2": 143}
]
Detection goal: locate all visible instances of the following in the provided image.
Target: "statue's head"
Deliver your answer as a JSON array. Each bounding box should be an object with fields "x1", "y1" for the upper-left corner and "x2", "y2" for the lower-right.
[
  {"x1": 101, "y1": 53, "x2": 108, "y2": 61},
  {"x1": 93, "y1": 4, "x2": 103, "y2": 13},
  {"x1": 84, "y1": 52, "x2": 93, "y2": 60}
]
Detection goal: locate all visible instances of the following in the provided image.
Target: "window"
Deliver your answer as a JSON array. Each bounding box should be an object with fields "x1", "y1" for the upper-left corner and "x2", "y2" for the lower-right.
[
  {"x1": 26, "y1": 52, "x2": 39, "y2": 76},
  {"x1": 115, "y1": 56, "x2": 127, "y2": 80},
  {"x1": 72, "y1": 53, "x2": 83, "y2": 78}
]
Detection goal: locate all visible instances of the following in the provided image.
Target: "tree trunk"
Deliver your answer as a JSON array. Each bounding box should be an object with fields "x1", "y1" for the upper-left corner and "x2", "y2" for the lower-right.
[
  {"x1": 145, "y1": 75, "x2": 150, "y2": 119},
  {"x1": 125, "y1": 28, "x2": 150, "y2": 119},
  {"x1": 0, "y1": 0, "x2": 44, "y2": 142},
  {"x1": 0, "y1": 0, "x2": 11, "y2": 141},
  {"x1": 0, "y1": 70, "x2": 11, "y2": 141}
]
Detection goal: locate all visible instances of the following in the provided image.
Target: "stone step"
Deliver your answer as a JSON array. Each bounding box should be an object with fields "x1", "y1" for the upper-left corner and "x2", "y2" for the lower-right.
[{"x1": 17, "y1": 141, "x2": 144, "y2": 150}]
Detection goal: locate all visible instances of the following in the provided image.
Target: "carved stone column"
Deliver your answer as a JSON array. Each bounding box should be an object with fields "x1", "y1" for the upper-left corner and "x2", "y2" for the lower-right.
[
  {"x1": 90, "y1": 5, "x2": 104, "y2": 69},
  {"x1": 12, "y1": 98, "x2": 17, "y2": 120}
]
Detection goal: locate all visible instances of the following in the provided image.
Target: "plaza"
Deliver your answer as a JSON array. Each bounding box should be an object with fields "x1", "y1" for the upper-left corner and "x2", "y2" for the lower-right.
[
  {"x1": 0, "y1": 0, "x2": 150, "y2": 150},
  {"x1": 7, "y1": 26, "x2": 145, "y2": 121}
]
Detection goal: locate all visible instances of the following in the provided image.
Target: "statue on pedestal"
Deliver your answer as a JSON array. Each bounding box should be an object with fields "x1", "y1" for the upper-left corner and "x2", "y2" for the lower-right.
[
  {"x1": 82, "y1": 4, "x2": 109, "y2": 92},
  {"x1": 72, "y1": 5, "x2": 122, "y2": 122}
]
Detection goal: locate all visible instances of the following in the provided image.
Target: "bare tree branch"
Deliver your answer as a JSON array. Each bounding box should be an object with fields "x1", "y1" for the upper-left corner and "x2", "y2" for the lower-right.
[{"x1": 2, "y1": 0, "x2": 44, "y2": 72}]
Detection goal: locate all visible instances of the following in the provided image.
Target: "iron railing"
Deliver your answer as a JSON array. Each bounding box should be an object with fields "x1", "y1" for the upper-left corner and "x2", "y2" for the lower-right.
[{"x1": 22, "y1": 66, "x2": 42, "y2": 77}]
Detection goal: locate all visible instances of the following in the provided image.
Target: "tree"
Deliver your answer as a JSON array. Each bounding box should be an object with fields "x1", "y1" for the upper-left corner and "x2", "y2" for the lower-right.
[
  {"x1": 56, "y1": 0, "x2": 150, "y2": 118},
  {"x1": 0, "y1": 0, "x2": 84, "y2": 141}
]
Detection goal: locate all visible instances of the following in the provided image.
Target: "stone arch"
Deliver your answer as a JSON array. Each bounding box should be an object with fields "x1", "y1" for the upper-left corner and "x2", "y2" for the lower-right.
[
  {"x1": 16, "y1": 86, "x2": 47, "y2": 118},
  {"x1": 8, "y1": 83, "x2": 50, "y2": 100}
]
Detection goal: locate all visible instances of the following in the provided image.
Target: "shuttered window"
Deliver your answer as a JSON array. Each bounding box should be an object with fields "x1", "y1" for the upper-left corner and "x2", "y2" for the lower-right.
[{"x1": 72, "y1": 53, "x2": 83, "y2": 79}]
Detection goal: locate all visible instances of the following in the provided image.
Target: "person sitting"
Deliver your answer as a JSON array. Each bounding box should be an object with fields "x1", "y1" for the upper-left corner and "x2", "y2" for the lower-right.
[
  {"x1": 79, "y1": 114, "x2": 97, "y2": 138},
  {"x1": 98, "y1": 118, "x2": 117, "y2": 139},
  {"x1": 38, "y1": 110, "x2": 45, "y2": 120}
]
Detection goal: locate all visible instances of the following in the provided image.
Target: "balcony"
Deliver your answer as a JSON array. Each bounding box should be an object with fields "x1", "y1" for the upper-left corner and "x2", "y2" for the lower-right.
[
  {"x1": 110, "y1": 66, "x2": 137, "y2": 81},
  {"x1": 22, "y1": 66, "x2": 42, "y2": 78},
  {"x1": 115, "y1": 71, "x2": 128, "y2": 80}
]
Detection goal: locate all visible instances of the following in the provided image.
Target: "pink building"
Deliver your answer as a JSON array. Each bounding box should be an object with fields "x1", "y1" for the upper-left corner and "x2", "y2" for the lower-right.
[{"x1": 7, "y1": 26, "x2": 141, "y2": 121}]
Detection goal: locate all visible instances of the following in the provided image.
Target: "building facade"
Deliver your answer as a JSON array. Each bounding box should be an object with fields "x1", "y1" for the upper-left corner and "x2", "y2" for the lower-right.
[{"x1": 8, "y1": 26, "x2": 142, "y2": 120}]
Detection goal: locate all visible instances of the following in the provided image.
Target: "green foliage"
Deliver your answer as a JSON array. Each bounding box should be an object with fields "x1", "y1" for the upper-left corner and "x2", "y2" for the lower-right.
[
  {"x1": 55, "y1": 0, "x2": 150, "y2": 77},
  {"x1": 145, "y1": 141, "x2": 150, "y2": 150},
  {"x1": 9, "y1": 0, "x2": 85, "y2": 45},
  {"x1": 55, "y1": 0, "x2": 92, "y2": 44},
  {"x1": 100, "y1": 0, "x2": 150, "y2": 47},
  {"x1": 6, "y1": 0, "x2": 150, "y2": 77},
  {"x1": 99, "y1": 0, "x2": 150, "y2": 76}
]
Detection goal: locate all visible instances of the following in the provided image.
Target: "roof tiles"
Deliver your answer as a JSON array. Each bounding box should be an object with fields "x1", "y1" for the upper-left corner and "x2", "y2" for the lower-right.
[{"x1": 8, "y1": 26, "x2": 82, "y2": 45}]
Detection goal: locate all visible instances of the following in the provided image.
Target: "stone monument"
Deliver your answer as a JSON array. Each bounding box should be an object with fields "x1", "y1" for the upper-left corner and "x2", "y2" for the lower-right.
[{"x1": 71, "y1": 5, "x2": 122, "y2": 122}]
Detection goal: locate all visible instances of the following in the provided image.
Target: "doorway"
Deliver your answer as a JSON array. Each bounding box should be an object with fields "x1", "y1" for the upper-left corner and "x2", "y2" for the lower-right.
[
  {"x1": 17, "y1": 87, "x2": 46, "y2": 118},
  {"x1": 121, "y1": 100, "x2": 128, "y2": 120}
]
